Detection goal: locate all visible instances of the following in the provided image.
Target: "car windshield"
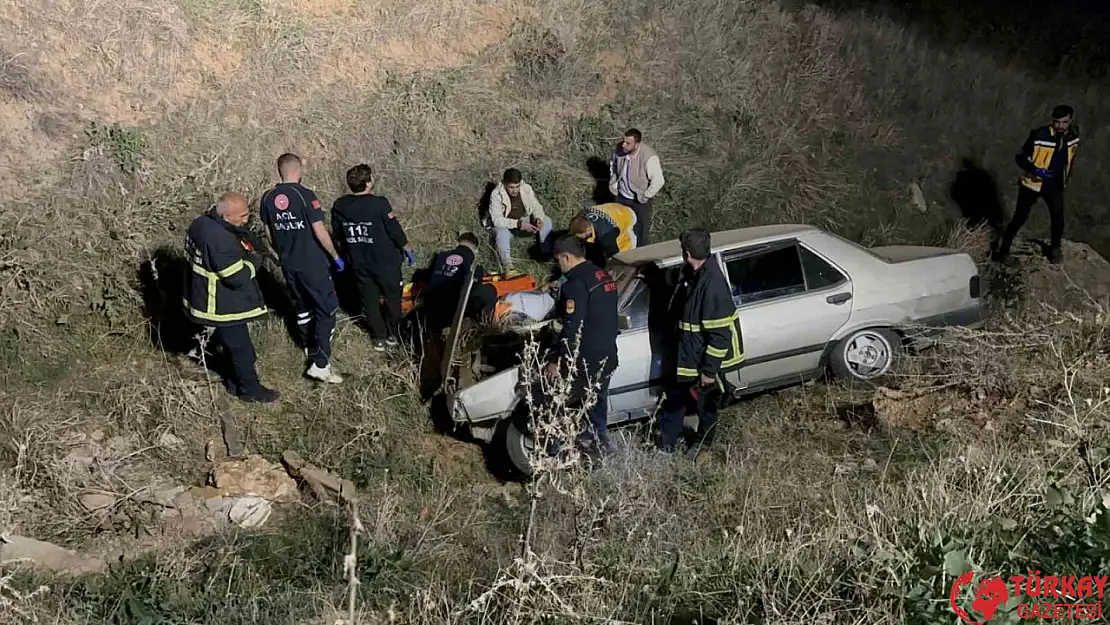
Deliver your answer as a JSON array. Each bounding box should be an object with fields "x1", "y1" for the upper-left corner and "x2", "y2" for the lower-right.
[{"x1": 607, "y1": 260, "x2": 639, "y2": 293}]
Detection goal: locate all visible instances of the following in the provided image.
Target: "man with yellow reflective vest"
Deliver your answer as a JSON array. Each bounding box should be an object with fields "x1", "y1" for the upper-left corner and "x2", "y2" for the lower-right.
[
  {"x1": 183, "y1": 192, "x2": 279, "y2": 403},
  {"x1": 993, "y1": 104, "x2": 1079, "y2": 265},
  {"x1": 657, "y1": 227, "x2": 743, "y2": 458},
  {"x1": 567, "y1": 201, "x2": 638, "y2": 267}
]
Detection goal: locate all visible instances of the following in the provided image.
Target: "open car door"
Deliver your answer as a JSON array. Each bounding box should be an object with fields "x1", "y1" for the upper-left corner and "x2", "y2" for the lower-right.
[{"x1": 439, "y1": 260, "x2": 478, "y2": 406}]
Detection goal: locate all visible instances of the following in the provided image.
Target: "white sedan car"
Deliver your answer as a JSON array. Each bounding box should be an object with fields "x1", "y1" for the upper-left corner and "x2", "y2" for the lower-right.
[{"x1": 438, "y1": 224, "x2": 988, "y2": 474}]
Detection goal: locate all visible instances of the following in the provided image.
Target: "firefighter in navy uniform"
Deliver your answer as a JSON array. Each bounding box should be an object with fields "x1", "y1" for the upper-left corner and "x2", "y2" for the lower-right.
[
  {"x1": 330, "y1": 163, "x2": 415, "y2": 350},
  {"x1": 259, "y1": 153, "x2": 345, "y2": 384},
  {"x1": 183, "y1": 193, "x2": 278, "y2": 403},
  {"x1": 419, "y1": 232, "x2": 498, "y2": 331},
  {"x1": 545, "y1": 235, "x2": 620, "y2": 455},
  {"x1": 657, "y1": 227, "x2": 744, "y2": 459}
]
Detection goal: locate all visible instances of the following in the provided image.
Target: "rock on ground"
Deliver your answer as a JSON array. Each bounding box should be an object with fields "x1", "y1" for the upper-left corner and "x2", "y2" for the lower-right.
[{"x1": 209, "y1": 454, "x2": 298, "y2": 502}]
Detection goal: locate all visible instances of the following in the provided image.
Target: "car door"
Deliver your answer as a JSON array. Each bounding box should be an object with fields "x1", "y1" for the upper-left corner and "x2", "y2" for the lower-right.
[
  {"x1": 718, "y1": 240, "x2": 853, "y2": 391},
  {"x1": 607, "y1": 262, "x2": 681, "y2": 421}
]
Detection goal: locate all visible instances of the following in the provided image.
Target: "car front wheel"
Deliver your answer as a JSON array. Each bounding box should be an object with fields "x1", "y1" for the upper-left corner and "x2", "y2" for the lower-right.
[
  {"x1": 501, "y1": 419, "x2": 535, "y2": 477},
  {"x1": 828, "y1": 327, "x2": 900, "y2": 383}
]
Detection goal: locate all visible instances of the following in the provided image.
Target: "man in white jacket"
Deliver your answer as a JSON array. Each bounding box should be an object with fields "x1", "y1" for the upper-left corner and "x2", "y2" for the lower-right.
[{"x1": 486, "y1": 167, "x2": 553, "y2": 269}]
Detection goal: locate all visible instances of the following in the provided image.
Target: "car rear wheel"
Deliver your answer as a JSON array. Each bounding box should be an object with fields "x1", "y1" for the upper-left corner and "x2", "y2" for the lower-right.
[{"x1": 828, "y1": 328, "x2": 900, "y2": 383}]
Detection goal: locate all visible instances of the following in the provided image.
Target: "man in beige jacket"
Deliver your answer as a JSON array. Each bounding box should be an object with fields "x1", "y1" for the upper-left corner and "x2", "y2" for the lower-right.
[
  {"x1": 609, "y1": 128, "x2": 664, "y2": 244},
  {"x1": 486, "y1": 167, "x2": 553, "y2": 269}
]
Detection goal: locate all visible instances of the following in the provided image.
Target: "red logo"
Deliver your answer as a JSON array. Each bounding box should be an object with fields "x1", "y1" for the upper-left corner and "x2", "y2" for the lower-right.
[
  {"x1": 274, "y1": 194, "x2": 290, "y2": 211},
  {"x1": 951, "y1": 572, "x2": 1010, "y2": 624},
  {"x1": 445, "y1": 254, "x2": 464, "y2": 267},
  {"x1": 950, "y1": 571, "x2": 1107, "y2": 622}
]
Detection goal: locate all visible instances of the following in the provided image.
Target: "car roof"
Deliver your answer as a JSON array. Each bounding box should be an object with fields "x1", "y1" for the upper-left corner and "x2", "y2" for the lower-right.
[{"x1": 613, "y1": 224, "x2": 820, "y2": 265}]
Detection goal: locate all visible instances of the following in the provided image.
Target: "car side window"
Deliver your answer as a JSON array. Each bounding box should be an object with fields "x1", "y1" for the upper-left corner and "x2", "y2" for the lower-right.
[
  {"x1": 724, "y1": 244, "x2": 806, "y2": 305},
  {"x1": 620, "y1": 278, "x2": 651, "y2": 330},
  {"x1": 799, "y1": 245, "x2": 847, "y2": 289}
]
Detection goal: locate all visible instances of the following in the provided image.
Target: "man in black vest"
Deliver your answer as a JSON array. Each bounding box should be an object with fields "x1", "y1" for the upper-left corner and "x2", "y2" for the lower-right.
[
  {"x1": 993, "y1": 105, "x2": 1080, "y2": 265},
  {"x1": 183, "y1": 192, "x2": 278, "y2": 403},
  {"x1": 260, "y1": 153, "x2": 345, "y2": 383}
]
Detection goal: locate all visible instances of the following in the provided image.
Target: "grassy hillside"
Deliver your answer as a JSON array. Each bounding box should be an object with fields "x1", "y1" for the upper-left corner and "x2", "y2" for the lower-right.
[{"x1": 1, "y1": 0, "x2": 1109, "y2": 623}]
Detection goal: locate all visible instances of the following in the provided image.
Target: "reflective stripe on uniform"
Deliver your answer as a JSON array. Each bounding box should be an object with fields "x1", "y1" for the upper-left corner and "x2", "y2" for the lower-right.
[
  {"x1": 189, "y1": 259, "x2": 260, "y2": 321},
  {"x1": 679, "y1": 321, "x2": 700, "y2": 332},
  {"x1": 701, "y1": 312, "x2": 738, "y2": 329},
  {"x1": 677, "y1": 366, "x2": 700, "y2": 378},
  {"x1": 183, "y1": 298, "x2": 266, "y2": 323},
  {"x1": 705, "y1": 345, "x2": 728, "y2": 358}
]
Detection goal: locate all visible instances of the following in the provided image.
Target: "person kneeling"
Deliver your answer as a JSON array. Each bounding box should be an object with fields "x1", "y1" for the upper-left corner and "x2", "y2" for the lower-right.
[{"x1": 419, "y1": 232, "x2": 498, "y2": 332}]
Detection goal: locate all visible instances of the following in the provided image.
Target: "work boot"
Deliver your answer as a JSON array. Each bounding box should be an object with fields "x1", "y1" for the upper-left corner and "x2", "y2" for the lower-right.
[
  {"x1": 306, "y1": 363, "x2": 343, "y2": 384},
  {"x1": 1047, "y1": 246, "x2": 1063, "y2": 264},
  {"x1": 240, "y1": 386, "x2": 280, "y2": 403},
  {"x1": 372, "y1": 339, "x2": 387, "y2": 352},
  {"x1": 385, "y1": 337, "x2": 399, "y2": 348}
]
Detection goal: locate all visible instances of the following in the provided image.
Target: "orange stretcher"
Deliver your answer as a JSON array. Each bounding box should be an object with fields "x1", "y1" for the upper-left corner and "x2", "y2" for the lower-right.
[{"x1": 398, "y1": 270, "x2": 538, "y2": 315}]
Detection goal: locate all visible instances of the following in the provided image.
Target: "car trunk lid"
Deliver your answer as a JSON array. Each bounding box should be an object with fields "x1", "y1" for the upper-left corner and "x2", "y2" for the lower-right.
[{"x1": 869, "y1": 245, "x2": 961, "y2": 263}]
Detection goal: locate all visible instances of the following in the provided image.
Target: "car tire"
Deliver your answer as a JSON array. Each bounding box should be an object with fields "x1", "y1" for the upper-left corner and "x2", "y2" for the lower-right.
[
  {"x1": 828, "y1": 327, "x2": 901, "y2": 384},
  {"x1": 500, "y1": 418, "x2": 535, "y2": 477}
]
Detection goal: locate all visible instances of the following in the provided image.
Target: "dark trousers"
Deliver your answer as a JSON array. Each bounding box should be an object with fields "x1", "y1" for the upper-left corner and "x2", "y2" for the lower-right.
[
  {"x1": 616, "y1": 195, "x2": 652, "y2": 245},
  {"x1": 354, "y1": 266, "x2": 402, "y2": 340},
  {"x1": 214, "y1": 324, "x2": 262, "y2": 397},
  {"x1": 658, "y1": 379, "x2": 725, "y2": 450},
  {"x1": 423, "y1": 281, "x2": 498, "y2": 331},
  {"x1": 285, "y1": 269, "x2": 338, "y2": 368},
  {"x1": 467, "y1": 283, "x2": 498, "y2": 322},
  {"x1": 997, "y1": 185, "x2": 1065, "y2": 257},
  {"x1": 584, "y1": 374, "x2": 613, "y2": 448}
]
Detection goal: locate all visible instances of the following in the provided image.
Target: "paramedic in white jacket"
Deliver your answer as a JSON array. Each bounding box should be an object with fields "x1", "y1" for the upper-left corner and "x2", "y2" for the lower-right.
[{"x1": 486, "y1": 168, "x2": 553, "y2": 269}]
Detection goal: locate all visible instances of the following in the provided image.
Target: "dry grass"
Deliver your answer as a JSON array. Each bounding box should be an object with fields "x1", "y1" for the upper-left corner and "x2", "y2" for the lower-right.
[{"x1": 1, "y1": 0, "x2": 1110, "y2": 622}]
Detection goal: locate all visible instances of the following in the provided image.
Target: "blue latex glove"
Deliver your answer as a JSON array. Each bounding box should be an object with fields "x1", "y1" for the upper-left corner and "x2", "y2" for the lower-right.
[
  {"x1": 404, "y1": 248, "x2": 416, "y2": 267},
  {"x1": 333, "y1": 257, "x2": 345, "y2": 272},
  {"x1": 1035, "y1": 168, "x2": 1055, "y2": 179}
]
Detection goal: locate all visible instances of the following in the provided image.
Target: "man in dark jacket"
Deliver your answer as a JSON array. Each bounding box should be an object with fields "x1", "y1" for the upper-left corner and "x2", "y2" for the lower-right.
[
  {"x1": 331, "y1": 163, "x2": 415, "y2": 350},
  {"x1": 419, "y1": 232, "x2": 498, "y2": 331},
  {"x1": 545, "y1": 235, "x2": 620, "y2": 453},
  {"x1": 259, "y1": 153, "x2": 345, "y2": 384},
  {"x1": 993, "y1": 104, "x2": 1080, "y2": 265},
  {"x1": 657, "y1": 227, "x2": 744, "y2": 458},
  {"x1": 183, "y1": 192, "x2": 278, "y2": 403}
]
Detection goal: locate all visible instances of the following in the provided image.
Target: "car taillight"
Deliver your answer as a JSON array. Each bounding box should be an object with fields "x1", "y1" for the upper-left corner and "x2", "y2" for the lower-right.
[{"x1": 969, "y1": 275, "x2": 981, "y2": 299}]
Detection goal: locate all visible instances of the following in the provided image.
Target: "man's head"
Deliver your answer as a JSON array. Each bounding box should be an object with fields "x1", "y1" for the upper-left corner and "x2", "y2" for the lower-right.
[
  {"x1": 215, "y1": 192, "x2": 250, "y2": 226},
  {"x1": 346, "y1": 163, "x2": 374, "y2": 194},
  {"x1": 457, "y1": 232, "x2": 480, "y2": 251},
  {"x1": 1051, "y1": 104, "x2": 1074, "y2": 134},
  {"x1": 277, "y1": 153, "x2": 303, "y2": 183},
  {"x1": 679, "y1": 227, "x2": 711, "y2": 269},
  {"x1": 502, "y1": 168, "x2": 523, "y2": 198},
  {"x1": 552, "y1": 235, "x2": 586, "y2": 274},
  {"x1": 568, "y1": 215, "x2": 595, "y2": 241},
  {"x1": 620, "y1": 128, "x2": 642, "y2": 155}
]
